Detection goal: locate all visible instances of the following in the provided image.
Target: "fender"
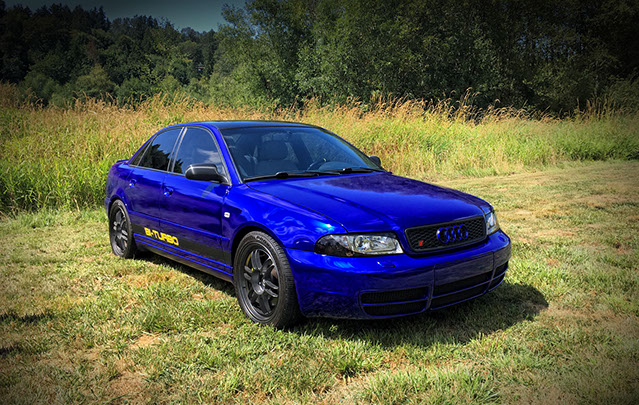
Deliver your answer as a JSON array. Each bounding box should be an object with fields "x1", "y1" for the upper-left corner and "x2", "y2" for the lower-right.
[
  {"x1": 222, "y1": 184, "x2": 347, "y2": 254},
  {"x1": 106, "y1": 162, "x2": 135, "y2": 213}
]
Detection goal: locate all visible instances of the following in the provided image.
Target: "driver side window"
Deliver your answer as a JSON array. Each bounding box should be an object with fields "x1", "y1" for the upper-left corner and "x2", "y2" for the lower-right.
[{"x1": 172, "y1": 127, "x2": 226, "y2": 176}]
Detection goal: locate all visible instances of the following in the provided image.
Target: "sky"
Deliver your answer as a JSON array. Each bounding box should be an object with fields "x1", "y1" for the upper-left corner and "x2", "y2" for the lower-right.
[{"x1": 5, "y1": 0, "x2": 248, "y2": 32}]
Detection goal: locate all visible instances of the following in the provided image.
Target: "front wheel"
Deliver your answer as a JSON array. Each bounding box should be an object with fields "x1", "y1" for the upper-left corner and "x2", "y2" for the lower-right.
[{"x1": 233, "y1": 231, "x2": 301, "y2": 328}]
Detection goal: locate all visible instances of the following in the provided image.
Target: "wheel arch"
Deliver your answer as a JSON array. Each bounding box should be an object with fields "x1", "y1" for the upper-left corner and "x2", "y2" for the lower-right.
[
  {"x1": 107, "y1": 188, "x2": 133, "y2": 214},
  {"x1": 107, "y1": 195, "x2": 122, "y2": 213},
  {"x1": 230, "y1": 223, "x2": 286, "y2": 268}
]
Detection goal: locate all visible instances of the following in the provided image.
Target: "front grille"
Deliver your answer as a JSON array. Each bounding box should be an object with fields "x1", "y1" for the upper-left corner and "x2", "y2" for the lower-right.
[
  {"x1": 489, "y1": 261, "x2": 508, "y2": 289},
  {"x1": 361, "y1": 287, "x2": 428, "y2": 304},
  {"x1": 405, "y1": 216, "x2": 486, "y2": 252},
  {"x1": 363, "y1": 300, "x2": 427, "y2": 316},
  {"x1": 488, "y1": 273, "x2": 505, "y2": 290},
  {"x1": 431, "y1": 284, "x2": 487, "y2": 308},
  {"x1": 434, "y1": 271, "x2": 492, "y2": 295},
  {"x1": 494, "y1": 262, "x2": 508, "y2": 277},
  {"x1": 361, "y1": 287, "x2": 428, "y2": 316},
  {"x1": 430, "y1": 262, "x2": 509, "y2": 309}
]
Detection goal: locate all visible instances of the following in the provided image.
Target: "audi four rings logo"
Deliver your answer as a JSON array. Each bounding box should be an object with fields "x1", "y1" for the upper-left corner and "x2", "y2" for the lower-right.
[{"x1": 436, "y1": 224, "x2": 469, "y2": 243}]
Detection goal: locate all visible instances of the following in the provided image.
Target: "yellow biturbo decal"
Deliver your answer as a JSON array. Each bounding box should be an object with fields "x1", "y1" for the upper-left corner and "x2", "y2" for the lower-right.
[{"x1": 144, "y1": 227, "x2": 179, "y2": 246}]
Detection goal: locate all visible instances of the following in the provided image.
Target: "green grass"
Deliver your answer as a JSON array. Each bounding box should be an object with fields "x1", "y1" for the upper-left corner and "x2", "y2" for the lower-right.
[
  {"x1": 1, "y1": 90, "x2": 638, "y2": 212},
  {"x1": 1, "y1": 161, "x2": 637, "y2": 404}
]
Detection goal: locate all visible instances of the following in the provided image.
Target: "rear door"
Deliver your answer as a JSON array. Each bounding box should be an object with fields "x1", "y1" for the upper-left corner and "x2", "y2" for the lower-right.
[
  {"x1": 159, "y1": 126, "x2": 230, "y2": 267},
  {"x1": 126, "y1": 127, "x2": 182, "y2": 233}
]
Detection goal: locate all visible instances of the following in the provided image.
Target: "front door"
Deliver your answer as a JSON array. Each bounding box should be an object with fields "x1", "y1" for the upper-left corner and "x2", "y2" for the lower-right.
[{"x1": 160, "y1": 126, "x2": 230, "y2": 269}]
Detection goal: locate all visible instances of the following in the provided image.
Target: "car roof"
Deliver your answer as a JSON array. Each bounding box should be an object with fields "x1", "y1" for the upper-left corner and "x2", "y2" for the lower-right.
[{"x1": 181, "y1": 120, "x2": 320, "y2": 131}]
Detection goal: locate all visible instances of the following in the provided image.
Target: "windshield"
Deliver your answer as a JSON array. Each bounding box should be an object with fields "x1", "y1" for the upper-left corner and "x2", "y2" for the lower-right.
[{"x1": 221, "y1": 126, "x2": 383, "y2": 180}]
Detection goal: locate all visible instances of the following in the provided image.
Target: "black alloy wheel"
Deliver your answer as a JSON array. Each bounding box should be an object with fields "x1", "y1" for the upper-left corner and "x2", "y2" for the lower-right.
[
  {"x1": 109, "y1": 200, "x2": 137, "y2": 258},
  {"x1": 243, "y1": 248, "x2": 280, "y2": 316},
  {"x1": 234, "y1": 231, "x2": 301, "y2": 328}
]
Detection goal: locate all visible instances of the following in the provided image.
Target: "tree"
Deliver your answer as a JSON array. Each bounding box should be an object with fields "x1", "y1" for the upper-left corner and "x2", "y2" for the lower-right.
[{"x1": 75, "y1": 64, "x2": 115, "y2": 98}]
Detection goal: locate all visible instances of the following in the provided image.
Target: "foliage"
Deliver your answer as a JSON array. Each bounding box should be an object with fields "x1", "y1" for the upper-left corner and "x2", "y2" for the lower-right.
[
  {"x1": 0, "y1": 2, "x2": 215, "y2": 104},
  {"x1": 75, "y1": 65, "x2": 115, "y2": 99},
  {"x1": 0, "y1": 85, "x2": 637, "y2": 212},
  {"x1": 0, "y1": 0, "x2": 638, "y2": 112}
]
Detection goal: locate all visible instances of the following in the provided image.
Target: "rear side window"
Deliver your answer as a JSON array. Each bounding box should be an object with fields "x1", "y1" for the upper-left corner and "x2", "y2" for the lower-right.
[
  {"x1": 172, "y1": 127, "x2": 227, "y2": 176},
  {"x1": 137, "y1": 128, "x2": 181, "y2": 171},
  {"x1": 129, "y1": 143, "x2": 149, "y2": 166}
]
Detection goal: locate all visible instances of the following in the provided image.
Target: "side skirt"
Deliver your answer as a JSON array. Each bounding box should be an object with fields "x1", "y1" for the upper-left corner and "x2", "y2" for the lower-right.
[{"x1": 135, "y1": 235, "x2": 234, "y2": 283}]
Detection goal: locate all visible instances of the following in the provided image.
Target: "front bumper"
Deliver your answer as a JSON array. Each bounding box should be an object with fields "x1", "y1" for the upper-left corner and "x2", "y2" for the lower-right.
[{"x1": 287, "y1": 230, "x2": 511, "y2": 319}]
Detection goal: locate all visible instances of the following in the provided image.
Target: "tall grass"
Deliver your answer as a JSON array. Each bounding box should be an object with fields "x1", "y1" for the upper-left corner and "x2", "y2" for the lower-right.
[{"x1": 1, "y1": 83, "x2": 638, "y2": 212}]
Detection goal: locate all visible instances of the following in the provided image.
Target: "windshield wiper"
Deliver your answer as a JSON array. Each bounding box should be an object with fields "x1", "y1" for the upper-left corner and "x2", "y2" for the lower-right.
[
  {"x1": 244, "y1": 167, "x2": 384, "y2": 182},
  {"x1": 329, "y1": 167, "x2": 386, "y2": 174},
  {"x1": 244, "y1": 170, "x2": 336, "y2": 182}
]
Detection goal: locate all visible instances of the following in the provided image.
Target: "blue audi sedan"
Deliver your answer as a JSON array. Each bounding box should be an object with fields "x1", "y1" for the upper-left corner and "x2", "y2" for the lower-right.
[{"x1": 106, "y1": 121, "x2": 511, "y2": 327}]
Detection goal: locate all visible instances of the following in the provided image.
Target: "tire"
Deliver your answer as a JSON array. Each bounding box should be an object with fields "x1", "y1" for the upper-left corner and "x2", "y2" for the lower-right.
[
  {"x1": 109, "y1": 200, "x2": 137, "y2": 259},
  {"x1": 233, "y1": 231, "x2": 302, "y2": 328}
]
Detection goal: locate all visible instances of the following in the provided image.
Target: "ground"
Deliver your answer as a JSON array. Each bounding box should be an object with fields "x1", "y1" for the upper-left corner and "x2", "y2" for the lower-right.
[{"x1": 1, "y1": 161, "x2": 637, "y2": 404}]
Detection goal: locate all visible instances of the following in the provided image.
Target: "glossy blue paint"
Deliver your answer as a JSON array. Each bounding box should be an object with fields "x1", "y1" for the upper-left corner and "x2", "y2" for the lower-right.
[
  {"x1": 160, "y1": 173, "x2": 229, "y2": 262},
  {"x1": 288, "y1": 231, "x2": 509, "y2": 318},
  {"x1": 246, "y1": 172, "x2": 490, "y2": 241},
  {"x1": 106, "y1": 121, "x2": 512, "y2": 319}
]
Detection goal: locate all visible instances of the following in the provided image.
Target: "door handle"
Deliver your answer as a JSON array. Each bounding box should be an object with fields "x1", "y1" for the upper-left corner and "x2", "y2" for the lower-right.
[
  {"x1": 128, "y1": 179, "x2": 137, "y2": 187},
  {"x1": 163, "y1": 186, "x2": 174, "y2": 196}
]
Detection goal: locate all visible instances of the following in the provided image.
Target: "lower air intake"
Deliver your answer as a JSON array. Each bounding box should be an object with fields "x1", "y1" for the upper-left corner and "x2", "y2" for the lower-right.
[
  {"x1": 363, "y1": 300, "x2": 427, "y2": 316},
  {"x1": 361, "y1": 287, "x2": 428, "y2": 304}
]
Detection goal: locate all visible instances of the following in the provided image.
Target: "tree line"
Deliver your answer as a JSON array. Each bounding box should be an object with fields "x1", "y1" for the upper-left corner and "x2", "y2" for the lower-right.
[{"x1": 1, "y1": 0, "x2": 638, "y2": 112}]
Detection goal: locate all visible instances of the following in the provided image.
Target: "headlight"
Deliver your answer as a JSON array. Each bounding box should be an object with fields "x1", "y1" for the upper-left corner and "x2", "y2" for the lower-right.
[
  {"x1": 315, "y1": 232, "x2": 404, "y2": 257},
  {"x1": 485, "y1": 210, "x2": 500, "y2": 235}
]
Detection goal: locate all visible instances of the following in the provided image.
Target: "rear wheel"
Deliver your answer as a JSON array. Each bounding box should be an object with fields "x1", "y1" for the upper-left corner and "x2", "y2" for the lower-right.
[
  {"x1": 234, "y1": 231, "x2": 301, "y2": 328},
  {"x1": 109, "y1": 200, "x2": 137, "y2": 258}
]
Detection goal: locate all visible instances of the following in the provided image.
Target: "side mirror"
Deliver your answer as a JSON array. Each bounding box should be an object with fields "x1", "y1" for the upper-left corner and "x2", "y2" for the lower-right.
[
  {"x1": 185, "y1": 164, "x2": 227, "y2": 183},
  {"x1": 369, "y1": 155, "x2": 382, "y2": 168}
]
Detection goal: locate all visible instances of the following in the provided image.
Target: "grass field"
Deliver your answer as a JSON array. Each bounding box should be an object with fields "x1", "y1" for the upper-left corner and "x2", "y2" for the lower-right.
[
  {"x1": 1, "y1": 88, "x2": 638, "y2": 212},
  {"x1": 1, "y1": 161, "x2": 637, "y2": 404}
]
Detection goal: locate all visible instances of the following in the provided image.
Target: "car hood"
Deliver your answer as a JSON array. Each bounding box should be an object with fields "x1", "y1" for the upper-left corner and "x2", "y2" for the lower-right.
[{"x1": 247, "y1": 172, "x2": 488, "y2": 232}]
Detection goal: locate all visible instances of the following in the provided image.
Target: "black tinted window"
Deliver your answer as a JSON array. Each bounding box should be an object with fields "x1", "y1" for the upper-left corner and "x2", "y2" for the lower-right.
[
  {"x1": 221, "y1": 127, "x2": 375, "y2": 179},
  {"x1": 172, "y1": 127, "x2": 226, "y2": 176},
  {"x1": 138, "y1": 128, "x2": 181, "y2": 171},
  {"x1": 129, "y1": 143, "x2": 148, "y2": 166}
]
